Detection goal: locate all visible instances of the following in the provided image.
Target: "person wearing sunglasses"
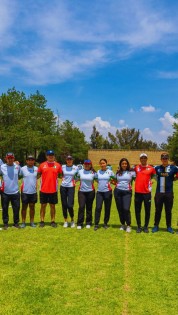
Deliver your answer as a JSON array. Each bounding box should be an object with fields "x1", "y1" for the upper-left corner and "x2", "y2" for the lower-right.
[
  {"x1": 152, "y1": 153, "x2": 178, "y2": 234},
  {"x1": 134, "y1": 153, "x2": 156, "y2": 233}
]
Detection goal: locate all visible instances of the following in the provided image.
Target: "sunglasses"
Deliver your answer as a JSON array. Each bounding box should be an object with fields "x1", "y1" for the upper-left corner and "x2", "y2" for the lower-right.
[{"x1": 162, "y1": 157, "x2": 168, "y2": 160}]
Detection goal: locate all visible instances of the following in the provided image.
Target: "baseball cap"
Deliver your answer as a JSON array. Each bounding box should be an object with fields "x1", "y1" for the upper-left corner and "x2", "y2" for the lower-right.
[
  {"x1": 140, "y1": 153, "x2": 148, "y2": 158},
  {"x1": 66, "y1": 155, "x2": 73, "y2": 160},
  {"x1": 6, "y1": 152, "x2": 15, "y2": 158},
  {"x1": 46, "y1": 150, "x2": 54, "y2": 155},
  {"x1": 84, "y1": 159, "x2": 92, "y2": 164},
  {"x1": 26, "y1": 155, "x2": 35, "y2": 160},
  {"x1": 161, "y1": 153, "x2": 169, "y2": 159}
]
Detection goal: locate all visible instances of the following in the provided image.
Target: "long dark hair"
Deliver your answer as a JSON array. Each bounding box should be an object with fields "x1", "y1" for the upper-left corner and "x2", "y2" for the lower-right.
[{"x1": 116, "y1": 158, "x2": 131, "y2": 175}]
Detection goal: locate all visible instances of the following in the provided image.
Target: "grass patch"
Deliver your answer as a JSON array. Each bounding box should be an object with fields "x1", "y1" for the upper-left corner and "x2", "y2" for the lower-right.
[{"x1": 0, "y1": 180, "x2": 178, "y2": 314}]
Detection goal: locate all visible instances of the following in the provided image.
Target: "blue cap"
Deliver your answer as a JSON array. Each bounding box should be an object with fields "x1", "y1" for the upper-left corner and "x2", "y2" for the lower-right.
[
  {"x1": 46, "y1": 150, "x2": 54, "y2": 155},
  {"x1": 84, "y1": 159, "x2": 92, "y2": 164}
]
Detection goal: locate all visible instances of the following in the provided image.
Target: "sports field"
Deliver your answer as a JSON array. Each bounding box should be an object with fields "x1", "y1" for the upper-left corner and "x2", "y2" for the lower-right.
[{"x1": 0, "y1": 180, "x2": 178, "y2": 315}]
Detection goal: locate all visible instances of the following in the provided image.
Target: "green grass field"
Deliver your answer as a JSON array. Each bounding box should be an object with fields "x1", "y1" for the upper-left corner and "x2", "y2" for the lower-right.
[{"x1": 0, "y1": 179, "x2": 178, "y2": 315}]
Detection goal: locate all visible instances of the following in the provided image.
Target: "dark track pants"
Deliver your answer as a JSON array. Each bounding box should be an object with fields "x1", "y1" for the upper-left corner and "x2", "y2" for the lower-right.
[
  {"x1": 60, "y1": 186, "x2": 75, "y2": 219},
  {"x1": 95, "y1": 191, "x2": 112, "y2": 225},
  {"x1": 154, "y1": 192, "x2": 173, "y2": 228},
  {"x1": 134, "y1": 192, "x2": 151, "y2": 228},
  {"x1": 114, "y1": 188, "x2": 132, "y2": 226},
  {"x1": 1, "y1": 192, "x2": 20, "y2": 225},
  {"x1": 77, "y1": 190, "x2": 95, "y2": 226}
]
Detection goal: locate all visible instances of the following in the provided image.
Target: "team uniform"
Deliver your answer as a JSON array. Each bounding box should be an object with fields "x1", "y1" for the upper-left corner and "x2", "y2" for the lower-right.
[
  {"x1": 76, "y1": 168, "x2": 95, "y2": 227},
  {"x1": 0, "y1": 163, "x2": 21, "y2": 226},
  {"x1": 60, "y1": 164, "x2": 78, "y2": 221},
  {"x1": 94, "y1": 169, "x2": 114, "y2": 227},
  {"x1": 134, "y1": 164, "x2": 156, "y2": 229},
  {"x1": 114, "y1": 171, "x2": 135, "y2": 228},
  {"x1": 154, "y1": 164, "x2": 178, "y2": 229},
  {"x1": 38, "y1": 161, "x2": 62, "y2": 204},
  {"x1": 21, "y1": 165, "x2": 38, "y2": 204}
]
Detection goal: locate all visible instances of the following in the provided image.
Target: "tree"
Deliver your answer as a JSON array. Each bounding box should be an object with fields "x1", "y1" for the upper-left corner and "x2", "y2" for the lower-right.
[
  {"x1": 0, "y1": 88, "x2": 57, "y2": 162},
  {"x1": 167, "y1": 113, "x2": 178, "y2": 164},
  {"x1": 90, "y1": 125, "x2": 105, "y2": 149},
  {"x1": 58, "y1": 120, "x2": 89, "y2": 163}
]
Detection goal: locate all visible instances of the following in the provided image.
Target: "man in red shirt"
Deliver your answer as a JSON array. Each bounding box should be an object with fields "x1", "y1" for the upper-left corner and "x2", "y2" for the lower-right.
[
  {"x1": 38, "y1": 150, "x2": 62, "y2": 227},
  {"x1": 134, "y1": 153, "x2": 156, "y2": 233}
]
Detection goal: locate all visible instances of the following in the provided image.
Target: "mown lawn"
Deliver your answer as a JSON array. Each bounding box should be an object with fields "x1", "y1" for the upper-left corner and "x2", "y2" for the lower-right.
[{"x1": 0, "y1": 180, "x2": 178, "y2": 315}]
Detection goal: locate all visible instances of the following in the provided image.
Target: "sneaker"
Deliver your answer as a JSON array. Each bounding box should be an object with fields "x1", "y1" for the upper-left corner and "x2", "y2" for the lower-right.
[
  {"x1": 63, "y1": 222, "x2": 68, "y2": 228},
  {"x1": 143, "y1": 227, "x2": 149, "y2": 233},
  {"x1": 3, "y1": 224, "x2": 8, "y2": 230},
  {"x1": 30, "y1": 222, "x2": 36, "y2": 228},
  {"x1": 167, "y1": 227, "x2": 174, "y2": 234},
  {"x1": 152, "y1": 226, "x2": 159, "y2": 233},
  {"x1": 13, "y1": 224, "x2": 21, "y2": 229},
  {"x1": 103, "y1": 224, "x2": 109, "y2": 229},
  {"x1": 77, "y1": 225, "x2": 82, "y2": 230},
  {"x1": 126, "y1": 226, "x2": 131, "y2": 233},
  {"x1": 51, "y1": 221, "x2": 57, "y2": 228},
  {"x1": 120, "y1": 225, "x2": 126, "y2": 231},
  {"x1": 70, "y1": 221, "x2": 75, "y2": 228},
  {"x1": 94, "y1": 225, "x2": 99, "y2": 231},
  {"x1": 86, "y1": 224, "x2": 91, "y2": 229},
  {"x1": 39, "y1": 221, "x2": 45, "y2": 228},
  {"x1": 21, "y1": 222, "x2": 26, "y2": 228},
  {"x1": 136, "y1": 227, "x2": 142, "y2": 233}
]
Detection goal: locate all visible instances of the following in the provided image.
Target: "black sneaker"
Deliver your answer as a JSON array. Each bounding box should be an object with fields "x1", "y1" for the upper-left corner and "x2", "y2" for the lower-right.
[
  {"x1": 39, "y1": 221, "x2": 45, "y2": 228},
  {"x1": 51, "y1": 221, "x2": 57, "y2": 228},
  {"x1": 103, "y1": 224, "x2": 109, "y2": 229},
  {"x1": 94, "y1": 225, "x2": 99, "y2": 231},
  {"x1": 3, "y1": 224, "x2": 8, "y2": 230},
  {"x1": 13, "y1": 224, "x2": 21, "y2": 229},
  {"x1": 143, "y1": 227, "x2": 149, "y2": 233},
  {"x1": 136, "y1": 227, "x2": 142, "y2": 233}
]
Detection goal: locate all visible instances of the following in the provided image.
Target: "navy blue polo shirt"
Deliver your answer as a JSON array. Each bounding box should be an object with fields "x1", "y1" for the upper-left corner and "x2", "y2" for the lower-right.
[{"x1": 155, "y1": 164, "x2": 178, "y2": 193}]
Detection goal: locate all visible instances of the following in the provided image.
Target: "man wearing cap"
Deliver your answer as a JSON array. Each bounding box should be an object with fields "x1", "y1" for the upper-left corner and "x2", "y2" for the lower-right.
[
  {"x1": 37, "y1": 150, "x2": 62, "y2": 227},
  {"x1": 60, "y1": 155, "x2": 78, "y2": 228},
  {"x1": 152, "y1": 153, "x2": 178, "y2": 234},
  {"x1": 0, "y1": 152, "x2": 22, "y2": 229},
  {"x1": 134, "y1": 153, "x2": 156, "y2": 233},
  {"x1": 20, "y1": 155, "x2": 38, "y2": 228}
]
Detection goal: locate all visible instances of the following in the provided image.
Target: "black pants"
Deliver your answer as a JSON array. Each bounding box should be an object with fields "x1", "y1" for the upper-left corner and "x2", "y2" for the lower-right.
[
  {"x1": 95, "y1": 191, "x2": 112, "y2": 225},
  {"x1": 1, "y1": 192, "x2": 20, "y2": 225},
  {"x1": 134, "y1": 192, "x2": 151, "y2": 228},
  {"x1": 154, "y1": 192, "x2": 173, "y2": 228},
  {"x1": 77, "y1": 190, "x2": 95, "y2": 226},
  {"x1": 114, "y1": 188, "x2": 132, "y2": 226},
  {"x1": 60, "y1": 186, "x2": 75, "y2": 219}
]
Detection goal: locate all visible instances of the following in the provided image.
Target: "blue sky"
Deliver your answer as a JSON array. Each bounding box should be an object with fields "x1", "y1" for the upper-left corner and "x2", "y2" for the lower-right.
[{"x1": 0, "y1": 0, "x2": 178, "y2": 144}]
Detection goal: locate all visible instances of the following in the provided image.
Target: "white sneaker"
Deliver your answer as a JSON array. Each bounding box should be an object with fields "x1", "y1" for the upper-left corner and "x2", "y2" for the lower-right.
[
  {"x1": 120, "y1": 225, "x2": 125, "y2": 231},
  {"x1": 86, "y1": 224, "x2": 91, "y2": 229},
  {"x1": 63, "y1": 222, "x2": 68, "y2": 228},
  {"x1": 77, "y1": 225, "x2": 82, "y2": 230},
  {"x1": 70, "y1": 221, "x2": 75, "y2": 228},
  {"x1": 126, "y1": 226, "x2": 131, "y2": 233}
]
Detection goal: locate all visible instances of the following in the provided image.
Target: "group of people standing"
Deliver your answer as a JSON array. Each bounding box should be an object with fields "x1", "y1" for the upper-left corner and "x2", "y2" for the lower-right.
[{"x1": 0, "y1": 150, "x2": 178, "y2": 233}]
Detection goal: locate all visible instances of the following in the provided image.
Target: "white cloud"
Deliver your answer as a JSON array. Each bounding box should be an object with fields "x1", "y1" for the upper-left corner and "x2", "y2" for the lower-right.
[
  {"x1": 158, "y1": 71, "x2": 178, "y2": 79},
  {"x1": 141, "y1": 105, "x2": 156, "y2": 112},
  {"x1": 118, "y1": 119, "x2": 125, "y2": 125},
  {"x1": 159, "y1": 112, "x2": 178, "y2": 131},
  {"x1": 142, "y1": 128, "x2": 154, "y2": 139},
  {"x1": 80, "y1": 116, "x2": 118, "y2": 140},
  {"x1": 0, "y1": 0, "x2": 178, "y2": 84}
]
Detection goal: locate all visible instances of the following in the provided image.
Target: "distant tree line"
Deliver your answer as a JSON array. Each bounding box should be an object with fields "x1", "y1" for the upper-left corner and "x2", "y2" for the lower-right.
[{"x1": 0, "y1": 88, "x2": 177, "y2": 164}]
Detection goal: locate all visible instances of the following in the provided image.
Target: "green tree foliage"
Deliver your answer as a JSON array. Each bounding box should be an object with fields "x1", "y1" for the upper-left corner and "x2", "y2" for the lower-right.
[
  {"x1": 90, "y1": 125, "x2": 105, "y2": 149},
  {"x1": 57, "y1": 120, "x2": 89, "y2": 163},
  {"x1": 0, "y1": 88, "x2": 88, "y2": 163},
  {"x1": 167, "y1": 113, "x2": 178, "y2": 164},
  {"x1": 0, "y1": 88, "x2": 58, "y2": 161}
]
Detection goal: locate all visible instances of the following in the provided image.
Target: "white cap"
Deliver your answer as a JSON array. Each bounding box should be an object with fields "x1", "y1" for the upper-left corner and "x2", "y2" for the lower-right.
[{"x1": 140, "y1": 153, "x2": 148, "y2": 158}]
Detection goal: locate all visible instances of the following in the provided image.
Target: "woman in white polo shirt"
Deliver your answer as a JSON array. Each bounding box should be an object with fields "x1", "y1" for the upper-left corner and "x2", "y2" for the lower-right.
[{"x1": 76, "y1": 159, "x2": 96, "y2": 229}]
